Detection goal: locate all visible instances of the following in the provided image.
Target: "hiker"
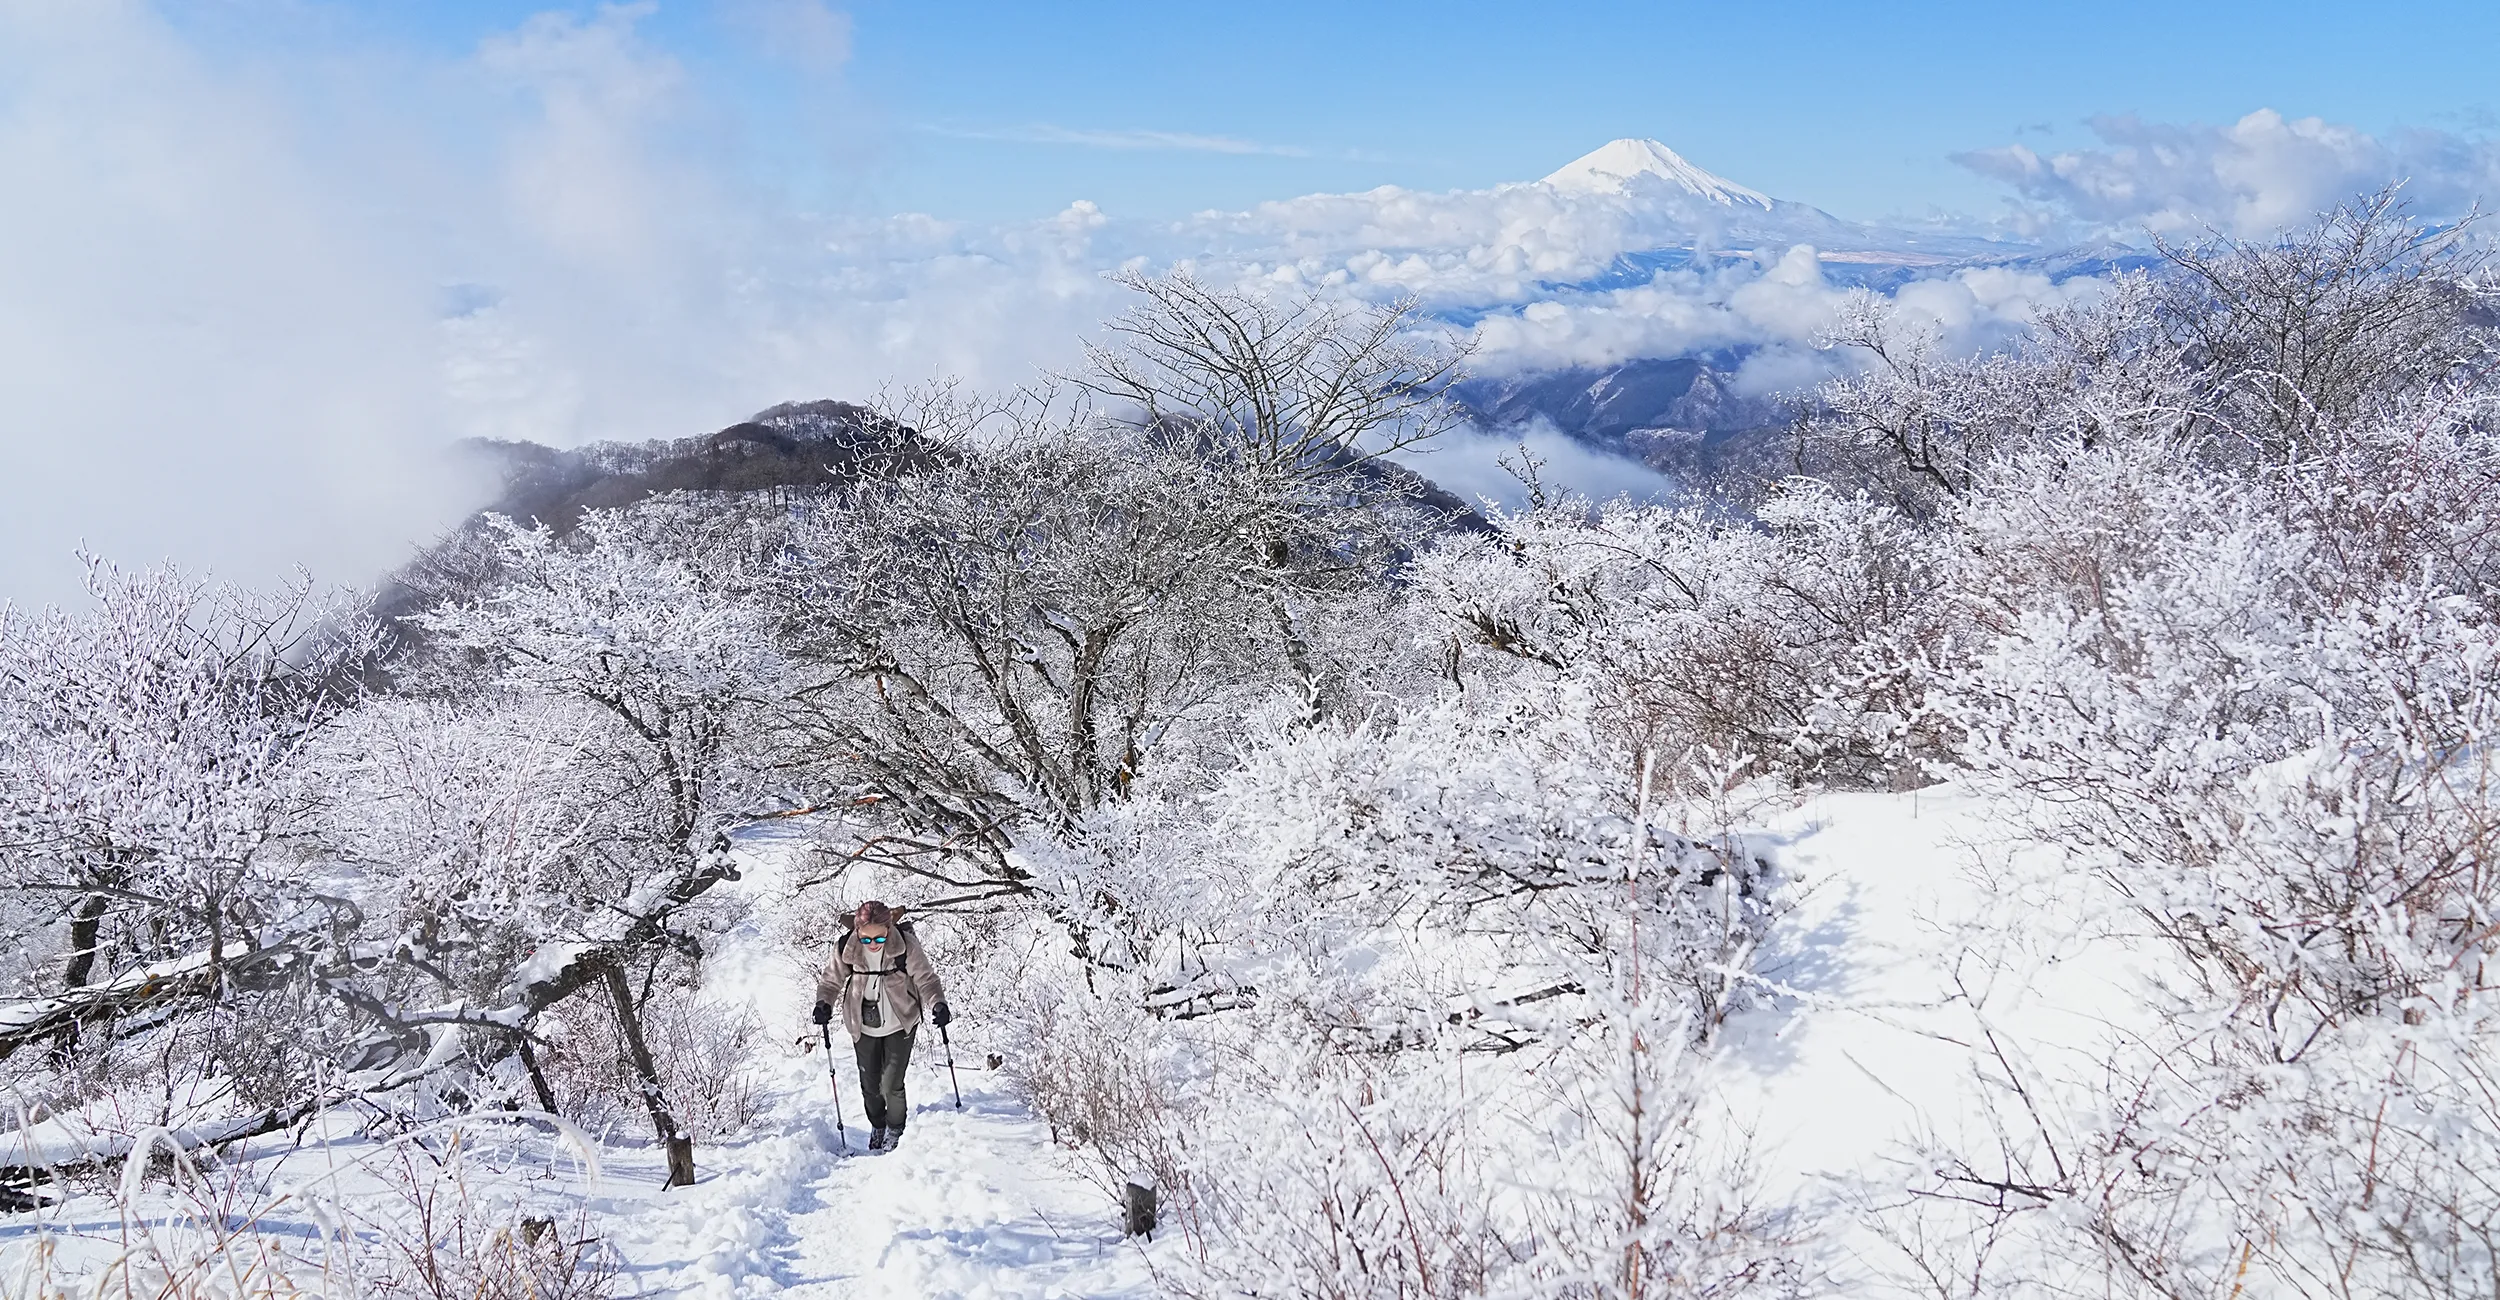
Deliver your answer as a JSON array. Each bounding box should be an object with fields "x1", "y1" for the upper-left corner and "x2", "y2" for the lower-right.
[{"x1": 813, "y1": 900, "x2": 951, "y2": 1150}]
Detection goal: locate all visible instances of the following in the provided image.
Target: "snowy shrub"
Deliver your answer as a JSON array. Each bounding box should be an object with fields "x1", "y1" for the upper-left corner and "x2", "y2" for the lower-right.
[
  {"x1": 1161, "y1": 1048, "x2": 1524, "y2": 1300},
  {"x1": 355, "y1": 1143, "x2": 619, "y2": 1300},
  {"x1": 534, "y1": 981, "x2": 768, "y2": 1143},
  {"x1": 996, "y1": 966, "x2": 1196, "y2": 1208},
  {"x1": 1423, "y1": 483, "x2": 1947, "y2": 791},
  {"x1": 0, "y1": 1122, "x2": 614, "y2": 1300},
  {"x1": 1511, "y1": 982, "x2": 1805, "y2": 1300},
  {"x1": 0, "y1": 557, "x2": 375, "y2": 1079},
  {"x1": 998, "y1": 669, "x2": 1804, "y2": 1298},
  {"x1": 1109, "y1": 946, "x2": 1804, "y2": 1300},
  {"x1": 1902, "y1": 421, "x2": 2500, "y2": 1297}
]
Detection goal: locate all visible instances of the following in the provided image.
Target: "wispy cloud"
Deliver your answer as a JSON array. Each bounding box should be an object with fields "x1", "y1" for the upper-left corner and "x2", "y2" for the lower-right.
[{"x1": 922, "y1": 121, "x2": 1312, "y2": 157}]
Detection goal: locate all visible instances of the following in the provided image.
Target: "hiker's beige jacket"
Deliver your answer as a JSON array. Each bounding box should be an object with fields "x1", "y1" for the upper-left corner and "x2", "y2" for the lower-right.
[{"x1": 815, "y1": 929, "x2": 945, "y2": 1039}]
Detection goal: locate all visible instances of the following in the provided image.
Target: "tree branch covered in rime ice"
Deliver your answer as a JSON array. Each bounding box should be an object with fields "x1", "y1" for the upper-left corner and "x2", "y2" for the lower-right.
[
  {"x1": 768, "y1": 379, "x2": 1443, "y2": 922},
  {"x1": 0, "y1": 557, "x2": 375, "y2": 1057},
  {"x1": 2149, "y1": 190, "x2": 2493, "y2": 459},
  {"x1": 1077, "y1": 271, "x2": 1473, "y2": 478},
  {"x1": 1420, "y1": 482, "x2": 1950, "y2": 792},
  {"x1": 1798, "y1": 273, "x2": 2204, "y2": 514},
  {"x1": 5, "y1": 195, "x2": 2498, "y2": 1294},
  {"x1": 1074, "y1": 273, "x2": 1473, "y2": 731}
]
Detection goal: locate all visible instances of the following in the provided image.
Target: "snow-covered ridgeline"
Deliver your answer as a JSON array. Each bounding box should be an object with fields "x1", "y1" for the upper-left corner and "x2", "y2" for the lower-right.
[{"x1": 0, "y1": 217, "x2": 2493, "y2": 1297}]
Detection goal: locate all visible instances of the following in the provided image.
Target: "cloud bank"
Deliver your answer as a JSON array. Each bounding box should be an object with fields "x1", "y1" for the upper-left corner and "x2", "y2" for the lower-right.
[
  {"x1": 1957, "y1": 109, "x2": 2500, "y2": 238},
  {"x1": 4, "y1": 0, "x2": 2491, "y2": 609},
  {"x1": 0, "y1": 1, "x2": 1116, "y2": 604}
]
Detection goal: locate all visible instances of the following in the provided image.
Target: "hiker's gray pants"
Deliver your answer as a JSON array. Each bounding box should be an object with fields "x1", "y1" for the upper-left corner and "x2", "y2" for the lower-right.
[{"x1": 853, "y1": 1026, "x2": 916, "y2": 1130}]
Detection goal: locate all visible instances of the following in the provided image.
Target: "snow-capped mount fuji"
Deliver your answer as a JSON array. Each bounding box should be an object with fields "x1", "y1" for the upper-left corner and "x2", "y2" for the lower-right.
[
  {"x1": 1516, "y1": 136, "x2": 2019, "y2": 271},
  {"x1": 1443, "y1": 139, "x2": 2146, "y2": 469},
  {"x1": 1541, "y1": 138, "x2": 1775, "y2": 211}
]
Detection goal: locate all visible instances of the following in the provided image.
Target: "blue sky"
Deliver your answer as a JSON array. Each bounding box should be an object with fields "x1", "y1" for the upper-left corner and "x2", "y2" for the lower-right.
[
  {"x1": 175, "y1": 0, "x2": 2500, "y2": 223},
  {"x1": 3, "y1": 0, "x2": 2495, "y2": 604}
]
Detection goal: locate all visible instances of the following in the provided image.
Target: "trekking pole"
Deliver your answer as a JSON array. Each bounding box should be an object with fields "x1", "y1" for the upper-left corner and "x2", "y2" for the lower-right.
[
  {"x1": 939, "y1": 1024, "x2": 964, "y2": 1110},
  {"x1": 819, "y1": 1022, "x2": 852, "y2": 1152}
]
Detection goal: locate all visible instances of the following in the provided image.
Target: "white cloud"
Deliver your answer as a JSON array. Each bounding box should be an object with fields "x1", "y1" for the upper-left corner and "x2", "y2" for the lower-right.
[
  {"x1": 0, "y1": 2, "x2": 2207, "y2": 607},
  {"x1": 0, "y1": 0, "x2": 472, "y2": 605},
  {"x1": 1448, "y1": 245, "x2": 2080, "y2": 382},
  {"x1": 1188, "y1": 179, "x2": 1789, "y2": 309},
  {"x1": 1398, "y1": 419, "x2": 1680, "y2": 511},
  {"x1": 0, "y1": 1, "x2": 1115, "y2": 604},
  {"x1": 1958, "y1": 109, "x2": 2500, "y2": 238}
]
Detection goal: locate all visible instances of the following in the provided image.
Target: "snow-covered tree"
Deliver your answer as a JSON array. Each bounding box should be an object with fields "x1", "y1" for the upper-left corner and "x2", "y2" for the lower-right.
[
  {"x1": 772, "y1": 387, "x2": 1437, "y2": 926},
  {"x1": 2149, "y1": 188, "x2": 2493, "y2": 460},
  {"x1": 401, "y1": 506, "x2": 784, "y2": 1184},
  {"x1": 1422, "y1": 482, "x2": 1947, "y2": 793},
  {"x1": 0, "y1": 558, "x2": 374, "y2": 1063}
]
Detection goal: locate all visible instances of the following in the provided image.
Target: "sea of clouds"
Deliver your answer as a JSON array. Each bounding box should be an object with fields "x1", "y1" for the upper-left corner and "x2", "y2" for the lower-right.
[{"x1": 2, "y1": 0, "x2": 2491, "y2": 603}]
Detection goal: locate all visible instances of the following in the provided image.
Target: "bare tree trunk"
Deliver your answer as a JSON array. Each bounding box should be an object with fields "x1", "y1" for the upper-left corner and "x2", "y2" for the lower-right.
[
  {"x1": 516, "y1": 1038, "x2": 561, "y2": 1113},
  {"x1": 60, "y1": 894, "x2": 107, "y2": 991},
  {"x1": 1266, "y1": 586, "x2": 1325, "y2": 728},
  {"x1": 602, "y1": 963, "x2": 695, "y2": 1188},
  {"x1": 52, "y1": 893, "x2": 108, "y2": 1057}
]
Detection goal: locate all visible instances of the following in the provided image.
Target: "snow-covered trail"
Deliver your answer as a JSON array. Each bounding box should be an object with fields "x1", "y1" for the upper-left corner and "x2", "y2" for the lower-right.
[
  {"x1": 608, "y1": 823, "x2": 1159, "y2": 1299},
  {"x1": 1717, "y1": 785, "x2": 2152, "y2": 1290},
  {"x1": 607, "y1": 1068, "x2": 1153, "y2": 1298},
  {"x1": 603, "y1": 791, "x2": 2137, "y2": 1297}
]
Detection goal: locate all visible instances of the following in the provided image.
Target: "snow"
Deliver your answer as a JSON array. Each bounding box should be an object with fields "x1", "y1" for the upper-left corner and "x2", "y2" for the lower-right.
[
  {"x1": 0, "y1": 824, "x2": 1161, "y2": 1298},
  {"x1": 1736, "y1": 800, "x2": 2089, "y2": 1145},
  {"x1": 607, "y1": 823, "x2": 1159, "y2": 1298},
  {"x1": 0, "y1": 786, "x2": 2226, "y2": 1297},
  {"x1": 1540, "y1": 137, "x2": 1777, "y2": 209},
  {"x1": 0, "y1": 778, "x2": 2303, "y2": 1296},
  {"x1": 584, "y1": 1060, "x2": 1152, "y2": 1298}
]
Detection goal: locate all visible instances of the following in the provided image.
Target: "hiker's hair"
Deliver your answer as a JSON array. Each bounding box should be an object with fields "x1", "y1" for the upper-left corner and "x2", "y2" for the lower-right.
[{"x1": 853, "y1": 900, "x2": 896, "y2": 928}]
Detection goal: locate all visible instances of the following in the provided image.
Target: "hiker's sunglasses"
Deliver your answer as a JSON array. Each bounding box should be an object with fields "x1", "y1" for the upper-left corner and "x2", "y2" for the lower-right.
[{"x1": 859, "y1": 935, "x2": 890, "y2": 945}]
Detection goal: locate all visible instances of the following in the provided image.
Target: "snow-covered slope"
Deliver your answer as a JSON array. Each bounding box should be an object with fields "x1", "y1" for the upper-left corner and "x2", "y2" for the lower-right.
[{"x1": 0, "y1": 785, "x2": 2151, "y2": 1297}]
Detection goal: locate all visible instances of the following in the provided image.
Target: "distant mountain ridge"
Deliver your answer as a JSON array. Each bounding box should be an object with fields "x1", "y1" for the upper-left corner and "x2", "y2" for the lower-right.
[
  {"x1": 1455, "y1": 358, "x2": 1790, "y2": 487},
  {"x1": 382, "y1": 399, "x2": 1490, "y2": 622},
  {"x1": 1457, "y1": 138, "x2": 2160, "y2": 473},
  {"x1": 449, "y1": 399, "x2": 929, "y2": 536}
]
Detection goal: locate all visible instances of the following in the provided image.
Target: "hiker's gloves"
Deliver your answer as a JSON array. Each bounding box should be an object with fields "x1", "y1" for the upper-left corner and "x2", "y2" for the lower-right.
[
  {"x1": 811, "y1": 1000, "x2": 832, "y2": 1026},
  {"x1": 931, "y1": 1001, "x2": 953, "y2": 1029}
]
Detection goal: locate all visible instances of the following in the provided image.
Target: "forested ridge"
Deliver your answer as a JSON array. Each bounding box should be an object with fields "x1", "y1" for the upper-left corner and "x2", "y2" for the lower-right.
[{"x1": 1, "y1": 195, "x2": 2496, "y2": 1298}]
